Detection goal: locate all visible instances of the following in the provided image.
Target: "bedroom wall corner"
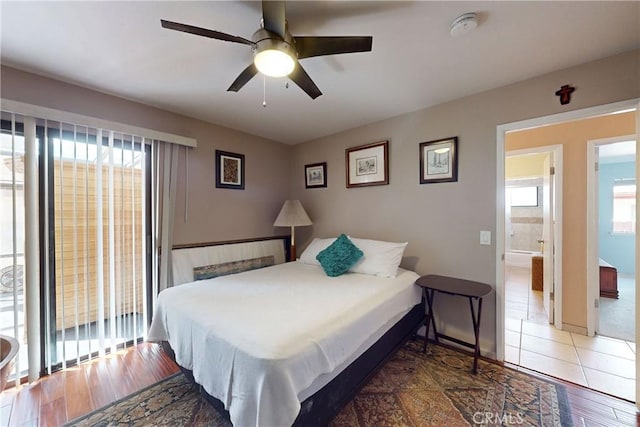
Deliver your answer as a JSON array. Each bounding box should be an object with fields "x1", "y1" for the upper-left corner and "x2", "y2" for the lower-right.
[{"x1": 171, "y1": 122, "x2": 292, "y2": 245}]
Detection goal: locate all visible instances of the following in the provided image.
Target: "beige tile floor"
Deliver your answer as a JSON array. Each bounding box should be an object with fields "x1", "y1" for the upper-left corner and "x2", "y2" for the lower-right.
[{"x1": 505, "y1": 266, "x2": 636, "y2": 402}]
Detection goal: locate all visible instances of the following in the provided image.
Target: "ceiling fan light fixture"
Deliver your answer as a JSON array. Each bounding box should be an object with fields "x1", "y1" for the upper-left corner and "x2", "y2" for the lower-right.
[
  {"x1": 161, "y1": 1, "x2": 372, "y2": 99},
  {"x1": 254, "y1": 48, "x2": 295, "y2": 77}
]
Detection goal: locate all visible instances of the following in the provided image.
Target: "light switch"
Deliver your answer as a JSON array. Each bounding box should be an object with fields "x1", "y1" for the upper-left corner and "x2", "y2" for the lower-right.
[{"x1": 480, "y1": 230, "x2": 491, "y2": 245}]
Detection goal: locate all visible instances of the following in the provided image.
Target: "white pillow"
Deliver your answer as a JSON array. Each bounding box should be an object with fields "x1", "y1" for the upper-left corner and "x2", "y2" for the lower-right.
[
  {"x1": 298, "y1": 237, "x2": 337, "y2": 265},
  {"x1": 347, "y1": 237, "x2": 408, "y2": 278}
]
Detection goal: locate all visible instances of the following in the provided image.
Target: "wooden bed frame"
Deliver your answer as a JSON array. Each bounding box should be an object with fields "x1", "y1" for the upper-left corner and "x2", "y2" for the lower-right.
[
  {"x1": 163, "y1": 235, "x2": 425, "y2": 426},
  {"x1": 599, "y1": 258, "x2": 619, "y2": 299}
]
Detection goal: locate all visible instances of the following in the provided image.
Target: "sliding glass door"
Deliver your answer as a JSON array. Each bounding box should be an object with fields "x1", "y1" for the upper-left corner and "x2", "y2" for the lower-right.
[
  {"x1": 44, "y1": 123, "x2": 152, "y2": 371},
  {"x1": 0, "y1": 112, "x2": 153, "y2": 382},
  {"x1": 0, "y1": 115, "x2": 26, "y2": 381}
]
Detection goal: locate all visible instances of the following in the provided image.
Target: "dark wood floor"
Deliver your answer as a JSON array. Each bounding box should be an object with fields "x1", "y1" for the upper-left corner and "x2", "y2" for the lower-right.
[
  {"x1": 0, "y1": 343, "x2": 180, "y2": 426},
  {"x1": 513, "y1": 363, "x2": 640, "y2": 427},
  {"x1": 0, "y1": 342, "x2": 637, "y2": 426}
]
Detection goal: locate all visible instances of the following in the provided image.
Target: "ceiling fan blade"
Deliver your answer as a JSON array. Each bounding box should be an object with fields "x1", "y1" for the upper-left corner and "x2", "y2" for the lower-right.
[
  {"x1": 289, "y1": 63, "x2": 322, "y2": 100},
  {"x1": 262, "y1": 1, "x2": 286, "y2": 39},
  {"x1": 227, "y1": 63, "x2": 259, "y2": 92},
  {"x1": 294, "y1": 36, "x2": 373, "y2": 59},
  {"x1": 161, "y1": 19, "x2": 254, "y2": 45}
]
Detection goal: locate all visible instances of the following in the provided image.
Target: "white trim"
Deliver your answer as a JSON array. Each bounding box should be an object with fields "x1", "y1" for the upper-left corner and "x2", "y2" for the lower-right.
[
  {"x1": 1, "y1": 98, "x2": 197, "y2": 148},
  {"x1": 635, "y1": 101, "x2": 640, "y2": 412},
  {"x1": 586, "y1": 134, "x2": 636, "y2": 336},
  {"x1": 553, "y1": 147, "x2": 563, "y2": 330},
  {"x1": 496, "y1": 98, "x2": 639, "y2": 363},
  {"x1": 497, "y1": 99, "x2": 639, "y2": 133},
  {"x1": 504, "y1": 144, "x2": 564, "y2": 329},
  {"x1": 495, "y1": 138, "x2": 506, "y2": 361}
]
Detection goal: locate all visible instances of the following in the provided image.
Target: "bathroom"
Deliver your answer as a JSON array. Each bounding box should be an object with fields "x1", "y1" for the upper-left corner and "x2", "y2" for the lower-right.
[{"x1": 505, "y1": 177, "x2": 544, "y2": 269}]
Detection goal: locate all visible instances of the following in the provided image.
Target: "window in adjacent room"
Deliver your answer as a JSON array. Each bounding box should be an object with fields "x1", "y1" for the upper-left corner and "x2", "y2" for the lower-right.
[
  {"x1": 509, "y1": 186, "x2": 539, "y2": 207},
  {"x1": 612, "y1": 180, "x2": 636, "y2": 234}
]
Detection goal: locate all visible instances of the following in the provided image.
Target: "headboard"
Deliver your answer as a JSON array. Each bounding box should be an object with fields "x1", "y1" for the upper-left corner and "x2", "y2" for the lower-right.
[{"x1": 171, "y1": 235, "x2": 290, "y2": 286}]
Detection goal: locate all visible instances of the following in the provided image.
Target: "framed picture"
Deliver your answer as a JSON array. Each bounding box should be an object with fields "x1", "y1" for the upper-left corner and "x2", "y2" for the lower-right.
[
  {"x1": 345, "y1": 141, "x2": 389, "y2": 188},
  {"x1": 215, "y1": 150, "x2": 245, "y2": 189},
  {"x1": 305, "y1": 162, "x2": 327, "y2": 189},
  {"x1": 419, "y1": 137, "x2": 458, "y2": 184}
]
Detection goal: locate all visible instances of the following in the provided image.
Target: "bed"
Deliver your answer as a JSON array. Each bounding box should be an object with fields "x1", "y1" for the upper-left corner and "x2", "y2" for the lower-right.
[
  {"x1": 148, "y1": 235, "x2": 424, "y2": 427},
  {"x1": 599, "y1": 258, "x2": 618, "y2": 299}
]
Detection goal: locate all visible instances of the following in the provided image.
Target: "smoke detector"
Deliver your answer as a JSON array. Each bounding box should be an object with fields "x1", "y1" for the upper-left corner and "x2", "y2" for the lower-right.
[{"x1": 450, "y1": 13, "x2": 478, "y2": 37}]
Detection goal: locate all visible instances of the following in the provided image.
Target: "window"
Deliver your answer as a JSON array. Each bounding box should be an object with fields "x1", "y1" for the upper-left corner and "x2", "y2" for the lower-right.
[
  {"x1": 612, "y1": 182, "x2": 636, "y2": 234},
  {"x1": 509, "y1": 186, "x2": 538, "y2": 207}
]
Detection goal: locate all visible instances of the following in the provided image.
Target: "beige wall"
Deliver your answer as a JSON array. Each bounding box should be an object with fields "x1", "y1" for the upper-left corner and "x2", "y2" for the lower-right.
[
  {"x1": 506, "y1": 112, "x2": 636, "y2": 330},
  {"x1": 0, "y1": 66, "x2": 292, "y2": 245},
  {"x1": 505, "y1": 153, "x2": 547, "y2": 179},
  {"x1": 292, "y1": 49, "x2": 639, "y2": 354}
]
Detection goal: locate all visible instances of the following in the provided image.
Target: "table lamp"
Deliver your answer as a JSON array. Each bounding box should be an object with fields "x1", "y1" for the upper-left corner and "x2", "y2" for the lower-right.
[{"x1": 273, "y1": 200, "x2": 312, "y2": 261}]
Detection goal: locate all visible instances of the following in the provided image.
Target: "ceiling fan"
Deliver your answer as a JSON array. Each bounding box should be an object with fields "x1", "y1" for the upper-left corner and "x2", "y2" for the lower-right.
[{"x1": 161, "y1": 1, "x2": 373, "y2": 99}]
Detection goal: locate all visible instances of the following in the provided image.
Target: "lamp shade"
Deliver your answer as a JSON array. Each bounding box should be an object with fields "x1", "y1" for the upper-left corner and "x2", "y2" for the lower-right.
[{"x1": 273, "y1": 200, "x2": 312, "y2": 227}]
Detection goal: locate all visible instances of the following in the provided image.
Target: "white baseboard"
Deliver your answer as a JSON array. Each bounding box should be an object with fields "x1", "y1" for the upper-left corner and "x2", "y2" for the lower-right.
[{"x1": 562, "y1": 323, "x2": 588, "y2": 336}]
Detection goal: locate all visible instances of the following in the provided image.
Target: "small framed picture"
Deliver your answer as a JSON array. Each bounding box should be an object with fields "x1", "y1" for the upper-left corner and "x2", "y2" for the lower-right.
[
  {"x1": 419, "y1": 137, "x2": 458, "y2": 184},
  {"x1": 305, "y1": 162, "x2": 327, "y2": 189},
  {"x1": 345, "y1": 141, "x2": 389, "y2": 188},
  {"x1": 215, "y1": 150, "x2": 245, "y2": 189}
]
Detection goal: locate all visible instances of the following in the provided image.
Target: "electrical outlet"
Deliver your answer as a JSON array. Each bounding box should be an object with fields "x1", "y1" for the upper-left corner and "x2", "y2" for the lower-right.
[{"x1": 480, "y1": 230, "x2": 491, "y2": 245}]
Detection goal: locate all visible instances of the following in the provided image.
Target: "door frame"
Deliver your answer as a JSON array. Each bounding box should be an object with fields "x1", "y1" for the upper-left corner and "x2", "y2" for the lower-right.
[
  {"x1": 586, "y1": 134, "x2": 637, "y2": 336},
  {"x1": 504, "y1": 146, "x2": 563, "y2": 324},
  {"x1": 541, "y1": 150, "x2": 558, "y2": 325},
  {"x1": 635, "y1": 100, "x2": 640, "y2": 411},
  {"x1": 495, "y1": 98, "x2": 639, "y2": 362}
]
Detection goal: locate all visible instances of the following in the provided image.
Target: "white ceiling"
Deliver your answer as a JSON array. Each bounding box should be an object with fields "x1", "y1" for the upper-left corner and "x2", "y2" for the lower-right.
[{"x1": 1, "y1": 1, "x2": 639, "y2": 145}]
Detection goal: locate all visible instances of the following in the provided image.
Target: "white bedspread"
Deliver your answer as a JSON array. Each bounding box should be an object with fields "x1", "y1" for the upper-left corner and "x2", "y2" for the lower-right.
[{"x1": 148, "y1": 261, "x2": 421, "y2": 427}]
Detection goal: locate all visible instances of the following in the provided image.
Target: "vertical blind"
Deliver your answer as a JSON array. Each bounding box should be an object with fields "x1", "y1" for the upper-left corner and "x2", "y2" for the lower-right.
[
  {"x1": 0, "y1": 112, "x2": 27, "y2": 380},
  {"x1": 0, "y1": 111, "x2": 154, "y2": 383},
  {"x1": 1, "y1": 103, "x2": 189, "y2": 384},
  {"x1": 45, "y1": 121, "x2": 150, "y2": 370}
]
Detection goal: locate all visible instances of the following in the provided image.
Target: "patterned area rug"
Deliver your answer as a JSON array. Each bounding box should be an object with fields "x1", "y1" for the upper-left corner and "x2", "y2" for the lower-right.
[{"x1": 67, "y1": 340, "x2": 572, "y2": 426}]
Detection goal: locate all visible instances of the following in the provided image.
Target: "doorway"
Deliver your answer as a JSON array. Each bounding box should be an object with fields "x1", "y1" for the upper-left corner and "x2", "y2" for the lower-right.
[
  {"x1": 504, "y1": 147, "x2": 559, "y2": 329},
  {"x1": 496, "y1": 99, "x2": 639, "y2": 403},
  {"x1": 587, "y1": 136, "x2": 636, "y2": 342}
]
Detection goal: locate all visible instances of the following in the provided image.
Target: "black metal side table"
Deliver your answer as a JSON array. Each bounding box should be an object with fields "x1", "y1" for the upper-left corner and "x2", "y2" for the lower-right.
[{"x1": 415, "y1": 274, "x2": 493, "y2": 374}]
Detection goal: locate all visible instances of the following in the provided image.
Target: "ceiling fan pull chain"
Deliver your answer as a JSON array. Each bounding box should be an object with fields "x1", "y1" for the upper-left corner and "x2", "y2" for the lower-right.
[{"x1": 263, "y1": 75, "x2": 267, "y2": 107}]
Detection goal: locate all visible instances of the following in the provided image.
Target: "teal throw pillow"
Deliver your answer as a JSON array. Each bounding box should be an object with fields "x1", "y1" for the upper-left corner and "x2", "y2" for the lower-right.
[{"x1": 316, "y1": 234, "x2": 363, "y2": 277}]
